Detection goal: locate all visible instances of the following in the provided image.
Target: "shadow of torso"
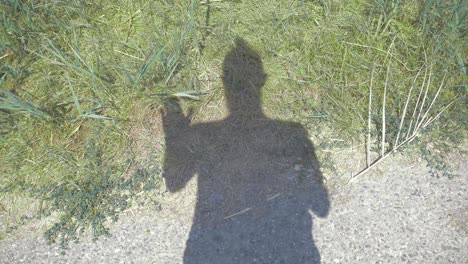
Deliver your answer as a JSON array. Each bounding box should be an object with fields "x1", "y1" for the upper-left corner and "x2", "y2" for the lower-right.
[{"x1": 163, "y1": 114, "x2": 329, "y2": 264}]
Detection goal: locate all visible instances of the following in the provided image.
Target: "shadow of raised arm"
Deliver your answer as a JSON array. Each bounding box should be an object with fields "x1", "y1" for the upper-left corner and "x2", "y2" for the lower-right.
[
  {"x1": 296, "y1": 130, "x2": 330, "y2": 218},
  {"x1": 161, "y1": 99, "x2": 196, "y2": 192}
]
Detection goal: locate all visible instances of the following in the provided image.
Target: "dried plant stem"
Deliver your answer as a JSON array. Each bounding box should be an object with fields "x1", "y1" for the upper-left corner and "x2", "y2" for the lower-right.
[
  {"x1": 366, "y1": 65, "x2": 375, "y2": 167},
  {"x1": 413, "y1": 63, "x2": 433, "y2": 136},
  {"x1": 407, "y1": 51, "x2": 429, "y2": 140},
  {"x1": 415, "y1": 72, "x2": 446, "y2": 132},
  {"x1": 380, "y1": 39, "x2": 396, "y2": 156},
  {"x1": 394, "y1": 67, "x2": 423, "y2": 148},
  {"x1": 381, "y1": 60, "x2": 391, "y2": 157},
  {"x1": 347, "y1": 127, "x2": 424, "y2": 185},
  {"x1": 348, "y1": 67, "x2": 449, "y2": 184},
  {"x1": 423, "y1": 98, "x2": 457, "y2": 128}
]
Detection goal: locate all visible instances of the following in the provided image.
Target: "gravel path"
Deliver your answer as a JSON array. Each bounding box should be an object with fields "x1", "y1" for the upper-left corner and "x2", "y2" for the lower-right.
[{"x1": 0, "y1": 156, "x2": 466, "y2": 264}]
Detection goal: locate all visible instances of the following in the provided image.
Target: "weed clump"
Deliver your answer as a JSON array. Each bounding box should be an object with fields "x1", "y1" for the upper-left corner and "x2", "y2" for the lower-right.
[{"x1": 30, "y1": 139, "x2": 160, "y2": 248}]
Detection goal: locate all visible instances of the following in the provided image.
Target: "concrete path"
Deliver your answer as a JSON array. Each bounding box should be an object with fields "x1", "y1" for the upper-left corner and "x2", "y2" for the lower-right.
[{"x1": 0, "y1": 156, "x2": 466, "y2": 264}]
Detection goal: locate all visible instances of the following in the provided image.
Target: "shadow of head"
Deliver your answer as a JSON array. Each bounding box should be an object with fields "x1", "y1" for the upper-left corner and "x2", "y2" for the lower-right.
[{"x1": 222, "y1": 38, "x2": 267, "y2": 117}]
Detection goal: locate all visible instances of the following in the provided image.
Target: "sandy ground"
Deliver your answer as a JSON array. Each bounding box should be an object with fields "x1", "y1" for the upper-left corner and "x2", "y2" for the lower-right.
[{"x1": 0, "y1": 154, "x2": 466, "y2": 264}]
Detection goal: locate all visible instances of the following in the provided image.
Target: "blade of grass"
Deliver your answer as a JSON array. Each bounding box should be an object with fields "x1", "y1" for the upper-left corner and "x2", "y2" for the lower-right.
[
  {"x1": 0, "y1": 88, "x2": 49, "y2": 117},
  {"x1": 68, "y1": 80, "x2": 83, "y2": 116},
  {"x1": 135, "y1": 47, "x2": 166, "y2": 86},
  {"x1": 148, "y1": 90, "x2": 207, "y2": 100}
]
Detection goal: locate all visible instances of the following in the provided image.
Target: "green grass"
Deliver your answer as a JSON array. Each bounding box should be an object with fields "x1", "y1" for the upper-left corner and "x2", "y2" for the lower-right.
[{"x1": 0, "y1": 0, "x2": 466, "y2": 246}]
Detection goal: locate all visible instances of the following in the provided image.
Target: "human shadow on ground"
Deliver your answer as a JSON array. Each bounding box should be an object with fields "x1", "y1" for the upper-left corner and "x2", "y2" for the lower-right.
[{"x1": 161, "y1": 38, "x2": 330, "y2": 264}]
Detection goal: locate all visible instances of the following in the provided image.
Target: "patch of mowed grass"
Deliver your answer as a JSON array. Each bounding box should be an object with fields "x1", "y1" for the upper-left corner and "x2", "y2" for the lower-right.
[
  {"x1": 0, "y1": 0, "x2": 466, "y2": 246},
  {"x1": 0, "y1": 0, "x2": 196, "y2": 245}
]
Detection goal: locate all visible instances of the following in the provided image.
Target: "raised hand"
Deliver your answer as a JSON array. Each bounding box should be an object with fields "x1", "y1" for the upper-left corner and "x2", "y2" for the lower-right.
[{"x1": 161, "y1": 99, "x2": 195, "y2": 192}]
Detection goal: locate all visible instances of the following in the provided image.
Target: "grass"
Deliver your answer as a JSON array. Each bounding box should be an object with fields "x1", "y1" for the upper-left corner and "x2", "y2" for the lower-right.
[{"x1": 0, "y1": 0, "x2": 466, "y2": 246}]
